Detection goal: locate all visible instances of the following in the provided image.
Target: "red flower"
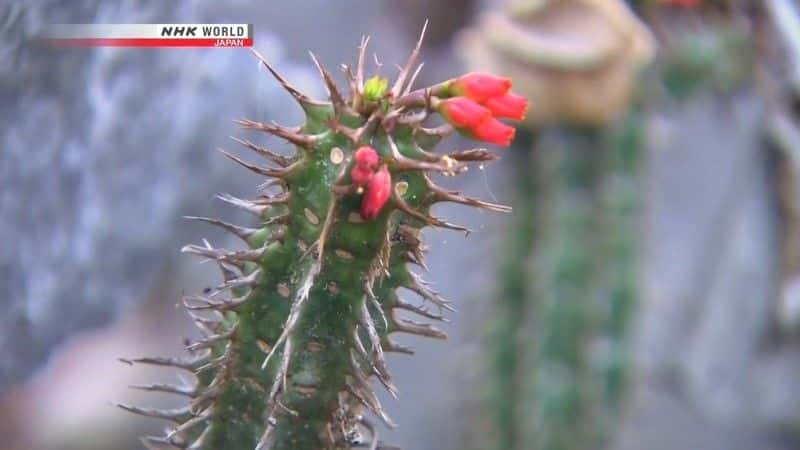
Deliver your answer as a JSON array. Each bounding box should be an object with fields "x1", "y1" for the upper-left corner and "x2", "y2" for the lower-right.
[
  {"x1": 439, "y1": 97, "x2": 492, "y2": 129},
  {"x1": 485, "y1": 93, "x2": 528, "y2": 121},
  {"x1": 351, "y1": 146, "x2": 380, "y2": 189},
  {"x1": 449, "y1": 72, "x2": 512, "y2": 103},
  {"x1": 360, "y1": 165, "x2": 392, "y2": 220},
  {"x1": 471, "y1": 117, "x2": 516, "y2": 147}
]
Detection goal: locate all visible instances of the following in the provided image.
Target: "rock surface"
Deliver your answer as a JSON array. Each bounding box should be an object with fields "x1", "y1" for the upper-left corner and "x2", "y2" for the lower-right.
[{"x1": 0, "y1": 0, "x2": 316, "y2": 387}]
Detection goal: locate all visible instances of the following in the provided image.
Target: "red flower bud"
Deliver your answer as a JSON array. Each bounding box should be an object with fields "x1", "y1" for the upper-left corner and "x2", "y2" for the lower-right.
[
  {"x1": 484, "y1": 93, "x2": 528, "y2": 121},
  {"x1": 351, "y1": 146, "x2": 380, "y2": 189},
  {"x1": 471, "y1": 117, "x2": 516, "y2": 147},
  {"x1": 360, "y1": 165, "x2": 391, "y2": 220},
  {"x1": 449, "y1": 72, "x2": 512, "y2": 103},
  {"x1": 351, "y1": 165, "x2": 374, "y2": 189},
  {"x1": 438, "y1": 97, "x2": 492, "y2": 129},
  {"x1": 354, "y1": 146, "x2": 379, "y2": 170}
]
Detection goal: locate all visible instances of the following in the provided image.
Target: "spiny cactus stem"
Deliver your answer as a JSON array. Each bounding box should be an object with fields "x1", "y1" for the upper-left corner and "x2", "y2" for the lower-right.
[{"x1": 123, "y1": 32, "x2": 524, "y2": 449}]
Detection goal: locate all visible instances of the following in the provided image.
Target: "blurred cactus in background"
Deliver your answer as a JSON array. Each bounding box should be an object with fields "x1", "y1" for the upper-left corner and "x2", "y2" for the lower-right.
[{"x1": 459, "y1": 1, "x2": 651, "y2": 449}]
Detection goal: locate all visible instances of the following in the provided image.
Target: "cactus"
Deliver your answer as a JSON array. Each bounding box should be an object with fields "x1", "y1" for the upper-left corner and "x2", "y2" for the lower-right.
[
  {"x1": 119, "y1": 30, "x2": 526, "y2": 450},
  {"x1": 527, "y1": 129, "x2": 604, "y2": 450},
  {"x1": 457, "y1": 2, "x2": 648, "y2": 448},
  {"x1": 477, "y1": 121, "x2": 641, "y2": 450},
  {"x1": 482, "y1": 133, "x2": 538, "y2": 450}
]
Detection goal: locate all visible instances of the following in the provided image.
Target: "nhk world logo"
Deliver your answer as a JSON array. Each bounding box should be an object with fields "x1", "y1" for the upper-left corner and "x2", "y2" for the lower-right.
[{"x1": 42, "y1": 24, "x2": 253, "y2": 47}]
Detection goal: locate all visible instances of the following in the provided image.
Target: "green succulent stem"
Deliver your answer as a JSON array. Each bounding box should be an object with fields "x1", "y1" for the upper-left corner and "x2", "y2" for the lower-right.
[{"x1": 121, "y1": 34, "x2": 511, "y2": 450}]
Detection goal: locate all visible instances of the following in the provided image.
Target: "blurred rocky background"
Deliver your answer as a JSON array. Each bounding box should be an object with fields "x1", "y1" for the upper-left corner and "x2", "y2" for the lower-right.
[{"x1": 3, "y1": 0, "x2": 800, "y2": 449}]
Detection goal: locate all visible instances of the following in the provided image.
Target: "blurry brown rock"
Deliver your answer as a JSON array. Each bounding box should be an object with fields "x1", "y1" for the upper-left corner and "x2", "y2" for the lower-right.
[{"x1": 458, "y1": 0, "x2": 654, "y2": 126}]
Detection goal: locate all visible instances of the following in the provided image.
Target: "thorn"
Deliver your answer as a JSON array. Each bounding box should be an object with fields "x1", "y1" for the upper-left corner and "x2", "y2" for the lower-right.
[
  {"x1": 118, "y1": 356, "x2": 208, "y2": 372},
  {"x1": 214, "y1": 260, "x2": 241, "y2": 283},
  {"x1": 212, "y1": 269, "x2": 261, "y2": 295},
  {"x1": 214, "y1": 193, "x2": 266, "y2": 216},
  {"x1": 186, "y1": 325, "x2": 237, "y2": 351},
  {"x1": 256, "y1": 424, "x2": 276, "y2": 450},
  {"x1": 427, "y1": 180, "x2": 512, "y2": 213},
  {"x1": 385, "y1": 134, "x2": 466, "y2": 174},
  {"x1": 356, "y1": 36, "x2": 370, "y2": 95},
  {"x1": 359, "y1": 303, "x2": 396, "y2": 398},
  {"x1": 183, "y1": 216, "x2": 258, "y2": 242},
  {"x1": 235, "y1": 118, "x2": 317, "y2": 148},
  {"x1": 394, "y1": 109, "x2": 428, "y2": 126},
  {"x1": 230, "y1": 136, "x2": 294, "y2": 167},
  {"x1": 383, "y1": 337, "x2": 415, "y2": 355},
  {"x1": 390, "y1": 188, "x2": 471, "y2": 233},
  {"x1": 329, "y1": 112, "x2": 380, "y2": 145},
  {"x1": 181, "y1": 243, "x2": 266, "y2": 264},
  {"x1": 260, "y1": 260, "x2": 319, "y2": 370},
  {"x1": 392, "y1": 318, "x2": 448, "y2": 340},
  {"x1": 419, "y1": 124, "x2": 454, "y2": 139},
  {"x1": 140, "y1": 435, "x2": 183, "y2": 450},
  {"x1": 116, "y1": 404, "x2": 192, "y2": 423},
  {"x1": 348, "y1": 353, "x2": 397, "y2": 428},
  {"x1": 165, "y1": 408, "x2": 214, "y2": 441},
  {"x1": 391, "y1": 20, "x2": 427, "y2": 98},
  {"x1": 342, "y1": 63, "x2": 358, "y2": 102},
  {"x1": 403, "y1": 62, "x2": 425, "y2": 96},
  {"x1": 406, "y1": 271, "x2": 456, "y2": 312},
  {"x1": 183, "y1": 294, "x2": 250, "y2": 312},
  {"x1": 218, "y1": 148, "x2": 291, "y2": 178},
  {"x1": 394, "y1": 298, "x2": 447, "y2": 321},
  {"x1": 309, "y1": 51, "x2": 351, "y2": 116},
  {"x1": 395, "y1": 224, "x2": 429, "y2": 271},
  {"x1": 257, "y1": 178, "x2": 288, "y2": 196},
  {"x1": 328, "y1": 118, "x2": 359, "y2": 143},
  {"x1": 447, "y1": 148, "x2": 499, "y2": 163},
  {"x1": 129, "y1": 383, "x2": 197, "y2": 397},
  {"x1": 251, "y1": 48, "x2": 324, "y2": 106}
]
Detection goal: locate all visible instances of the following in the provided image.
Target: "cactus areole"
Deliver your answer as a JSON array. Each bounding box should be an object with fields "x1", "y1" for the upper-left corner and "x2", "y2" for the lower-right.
[{"x1": 120, "y1": 28, "x2": 526, "y2": 450}]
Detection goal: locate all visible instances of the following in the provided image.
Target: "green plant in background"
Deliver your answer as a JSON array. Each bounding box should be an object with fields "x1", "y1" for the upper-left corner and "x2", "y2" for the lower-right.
[
  {"x1": 527, "y1": 118, "x2": 643, "y2": 450},
  {"x1": 479, "y1": 121, "x2": 643, "y2": 450},
  {"x1": 458, "y1": 1, "x2": 650, "y2": 449},
  {"x1": 118, "y1": 30, "x2": 528, "y2": 450}
]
